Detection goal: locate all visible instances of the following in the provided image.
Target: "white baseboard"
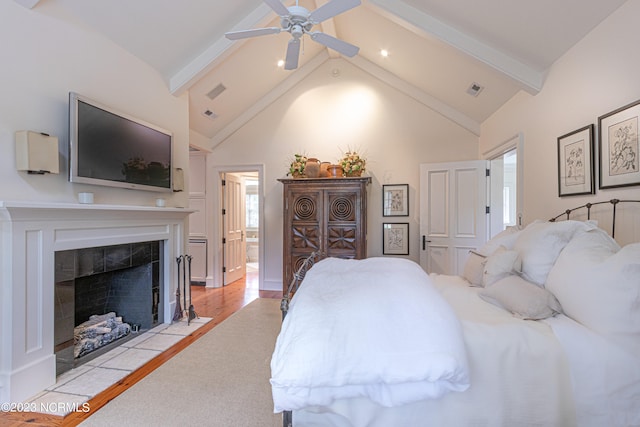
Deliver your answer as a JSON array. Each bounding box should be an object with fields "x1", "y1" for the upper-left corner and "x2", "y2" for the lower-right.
[{"x1": 262, "y1": 279, "x2": 282, "y2": 292}]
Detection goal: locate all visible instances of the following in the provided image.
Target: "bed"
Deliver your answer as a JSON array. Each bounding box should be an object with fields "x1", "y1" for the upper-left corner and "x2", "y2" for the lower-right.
[{"x1": 270, "y1": 199, "x2": 640, "y2": 427}]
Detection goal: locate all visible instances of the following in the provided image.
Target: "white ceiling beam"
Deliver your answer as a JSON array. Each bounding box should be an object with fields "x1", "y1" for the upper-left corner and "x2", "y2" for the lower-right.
[
  {"x1": 14, "y1": 0, "x2": 41, "y2": 8},
  {"x1": 169, "y1": 3, "x2": 276, "y2": 96},
  {"x1": 347, "y1": 55, "x2": 480, "y2": 136},
  {"x1": 367, "y1": 0, "x2": 543, "y2": 94},
  {"x1": 208, "y1": 51, "x2": 330, "y2": 150}
]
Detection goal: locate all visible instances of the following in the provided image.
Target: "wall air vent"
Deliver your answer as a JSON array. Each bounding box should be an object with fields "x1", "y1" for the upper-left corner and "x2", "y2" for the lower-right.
[
  {"x1": 206, "y1": 83, "x2": 226, "y2": 100},
  {"x1": 202, "y1": 109, "x2": 218, "y2": 120},
  {"x1": 466, "y1": 82, "x2": 484, "y2": 97}
]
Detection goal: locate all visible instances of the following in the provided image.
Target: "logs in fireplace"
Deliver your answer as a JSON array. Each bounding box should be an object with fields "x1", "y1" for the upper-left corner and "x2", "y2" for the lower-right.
[{"x1": 74, "y1": 312, "x2": 131, "y2": 358}]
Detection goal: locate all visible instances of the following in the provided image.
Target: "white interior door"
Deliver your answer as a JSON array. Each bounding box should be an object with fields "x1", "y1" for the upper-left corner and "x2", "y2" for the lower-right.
[
  {"x1": 419, "y1": 160, "x2": 488, "y2": 275},
  {"x1": 223, "y1": 174, "x2": 246, "y2": 285}
]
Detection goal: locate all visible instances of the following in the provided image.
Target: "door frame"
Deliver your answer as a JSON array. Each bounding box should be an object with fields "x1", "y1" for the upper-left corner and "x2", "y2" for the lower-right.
[
  {"x1": 483, "y1": 133, "x2": 524, "y2": 230},
  {"x1": 222, "y1": 172, "x2": 247, "y2": 285},
  {"x1": 211, "y1": 164, "x2": 265, "y2": 289}
]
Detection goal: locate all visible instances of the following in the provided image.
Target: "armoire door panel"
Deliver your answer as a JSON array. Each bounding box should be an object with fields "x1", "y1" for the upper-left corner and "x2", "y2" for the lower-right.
[
  {"x1": 291, "y1": 225, "x2": 321, "y2": 250},
  {"x1": 326, "y1": 226, "x2": 357, "y2": 250},
  {"x1": 291, "y1": 192, "x2": 322, "y2": 222},
  {"x1": 327, "y1": 192, "x2": 358, "y2": 222}
]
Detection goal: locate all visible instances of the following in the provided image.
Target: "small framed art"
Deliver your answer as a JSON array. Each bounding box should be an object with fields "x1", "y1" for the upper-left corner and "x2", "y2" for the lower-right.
[
  {"x1": 383, "y1": 223, "x2": 409, "y2": 255},
  {"x1": 382, "y1": 184, "x2": 409, "y2": 216},
  {"x1": 598, "y1": 99, "x2": 640, "y2": 189},
  {"x1": 557, "y1": 124, "x2": 595, "y2": 197}
]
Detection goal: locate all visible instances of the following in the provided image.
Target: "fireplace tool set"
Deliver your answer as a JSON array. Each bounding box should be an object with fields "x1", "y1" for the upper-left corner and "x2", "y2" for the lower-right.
[{"x1": 172, "y1": 254, "x2": 199, "y2": 325}]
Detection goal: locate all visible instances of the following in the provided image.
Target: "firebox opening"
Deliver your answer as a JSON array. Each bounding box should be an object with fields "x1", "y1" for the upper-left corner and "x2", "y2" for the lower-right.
[{"x1": 54, "y1": 241, "x2": 163, "y2": 376}]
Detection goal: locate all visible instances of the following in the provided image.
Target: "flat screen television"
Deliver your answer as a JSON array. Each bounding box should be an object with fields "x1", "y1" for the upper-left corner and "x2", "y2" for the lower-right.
[{"x1": 69, "y1": 92, "x2": 173, "y2": 192}]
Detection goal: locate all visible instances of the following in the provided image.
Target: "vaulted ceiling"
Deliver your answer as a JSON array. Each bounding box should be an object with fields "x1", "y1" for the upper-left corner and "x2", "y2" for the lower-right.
[{"x1": 25, "y1": 0, "x2": 627, "y2": 144}]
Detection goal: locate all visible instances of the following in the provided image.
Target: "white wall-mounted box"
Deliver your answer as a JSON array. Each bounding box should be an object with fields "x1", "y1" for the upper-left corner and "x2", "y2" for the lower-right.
[{"x1": 15, "y1": 130, "x2": 60, "y2": 174}]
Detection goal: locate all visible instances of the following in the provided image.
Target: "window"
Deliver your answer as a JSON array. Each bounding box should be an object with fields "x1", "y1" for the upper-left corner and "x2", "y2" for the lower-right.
[{"x1": 245, "y1": 179, "x2": 259, "y2": 230}]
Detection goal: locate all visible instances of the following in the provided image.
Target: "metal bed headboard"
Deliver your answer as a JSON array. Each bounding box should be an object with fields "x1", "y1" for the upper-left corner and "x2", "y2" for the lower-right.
[
  {"x1": 548, "y1": 198, "x2": 640, "y2": 239},
  {"x1": 280, "y1": 251, "x2": 321, "y2": 319}
]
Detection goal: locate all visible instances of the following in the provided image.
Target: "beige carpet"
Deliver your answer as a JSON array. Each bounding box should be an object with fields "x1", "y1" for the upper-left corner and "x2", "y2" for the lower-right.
[{"x1": 80, "y1": 298, "x2": 283, "y2": 427}]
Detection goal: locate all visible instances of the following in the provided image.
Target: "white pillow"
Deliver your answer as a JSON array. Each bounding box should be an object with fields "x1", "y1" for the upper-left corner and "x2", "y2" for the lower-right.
[
  {"x1": 479, "y1": 275, "x2": 563, "y2": 320},
  {"x1": 546, "y1": 228, "x2": 640, "y2": 357},
  {"x1": 482, "y1": 246, "x2": 522, "y2": 287},
  {"x1": 513, "y1": 220, "x2": 596, "y2": 286},
  {"x1": 462, "y1": 250, "x2": 486, "y2": 286},
  {"x1": 478, "y1": 226, "x2": 521, "y2": 256}
]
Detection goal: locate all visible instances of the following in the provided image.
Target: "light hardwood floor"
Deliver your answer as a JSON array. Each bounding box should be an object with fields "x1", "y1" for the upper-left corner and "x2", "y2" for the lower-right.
[{"x1": 1, "y1": 270, "x2": 281, "y2": 427}]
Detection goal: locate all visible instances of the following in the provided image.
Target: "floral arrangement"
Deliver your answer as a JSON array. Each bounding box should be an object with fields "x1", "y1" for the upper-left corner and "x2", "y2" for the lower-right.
[
  {"x1": 288, "y1": 153, "x2": 308, "y2": 177},
  {"x1": 339, "y1": 150, "x2": 366, "y2": 176}
]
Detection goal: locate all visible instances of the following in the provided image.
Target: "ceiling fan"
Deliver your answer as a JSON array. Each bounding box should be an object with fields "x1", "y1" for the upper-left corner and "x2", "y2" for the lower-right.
[{"x1": 225, "y1": 0, "x2": 361, "y2": 70}]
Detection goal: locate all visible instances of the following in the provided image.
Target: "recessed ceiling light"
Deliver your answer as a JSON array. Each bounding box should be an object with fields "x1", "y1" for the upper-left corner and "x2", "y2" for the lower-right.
[
  {"x1": 277, "y1": 60, "x2": 285, "y2": 67},
  {"x1": 380, "y1": 49, "x2": 389, "y2": 58}
]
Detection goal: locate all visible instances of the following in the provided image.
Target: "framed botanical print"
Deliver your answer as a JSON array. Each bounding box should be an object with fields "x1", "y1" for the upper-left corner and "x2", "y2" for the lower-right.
[
  {"x1": 598, "y1": 99, "x2": 640, "y2": 189},
  {"x1": 557, "y1": 124, "x2": 595, "y2": 197},
  {"x1": 382, "y1": 184, "x2": 409, "y2": 216},
  {"x1": 382, "y1": 223, "x2": 409, "y2": 255}
]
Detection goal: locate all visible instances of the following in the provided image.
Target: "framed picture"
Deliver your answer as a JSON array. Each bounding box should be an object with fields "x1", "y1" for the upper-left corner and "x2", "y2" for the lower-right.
[
  {"x1": 383, "y1": 223, "x2": 409, "y2": 255},
  {"x1": 598, "y1": 99, "x2": 640, "y2": 189},
  {"x1": 557, "y1": 124, "x2": 595, "y2": 197},
  {"x1": 383, "y1": 184, "x2": 409, "y2": 216}
]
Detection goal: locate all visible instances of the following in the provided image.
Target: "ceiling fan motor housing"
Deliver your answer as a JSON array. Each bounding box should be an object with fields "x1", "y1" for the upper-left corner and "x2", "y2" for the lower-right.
[{"x1": 282, "y1": 6, "x2": 313, "y2": 34}]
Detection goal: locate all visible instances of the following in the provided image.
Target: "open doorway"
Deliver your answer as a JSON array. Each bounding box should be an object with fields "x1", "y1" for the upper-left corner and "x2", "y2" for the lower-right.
[
  {"x1": 486, "y1": 133, "x2": 523, "y2": 239},
  {"x1": 488, "y1": 148, "x2": 517, "y2": 236},
  {"x1": 244, "y1": 175, "x2": 260, "y2": 274},
  {"x1": 214, "y1": 165, "x2": 264, "y2": 291}
]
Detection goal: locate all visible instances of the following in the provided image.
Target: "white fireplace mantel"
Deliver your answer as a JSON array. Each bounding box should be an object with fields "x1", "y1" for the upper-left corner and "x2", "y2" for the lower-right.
[{"x1": 0, "y1": 201, "x2": 193, "y2": 403}]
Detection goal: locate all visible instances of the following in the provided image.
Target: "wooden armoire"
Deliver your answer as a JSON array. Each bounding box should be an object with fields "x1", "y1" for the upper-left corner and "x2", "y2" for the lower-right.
[{"x1": 279, "y1": 176, "x2": 371, "y2": 293}]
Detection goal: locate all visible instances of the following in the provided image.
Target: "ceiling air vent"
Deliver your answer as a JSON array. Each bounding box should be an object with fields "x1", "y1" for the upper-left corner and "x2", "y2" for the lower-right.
[
  {"x1": 466, "y1": 82, "x2": 484, "y2": 97},
  {"x1": 202, "y1": 109, "x2": 218, "y2": 120},
  {"x1": 206, "y1": 83, "x2": 226, "y2": 100}
]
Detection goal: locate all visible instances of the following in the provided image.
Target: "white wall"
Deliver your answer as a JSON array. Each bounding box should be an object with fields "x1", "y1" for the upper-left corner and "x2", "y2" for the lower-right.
[
  {"x1": 0, "y1": 2, "x2": 190, "y2": 207},
  {"x1": 480, "y1": 1, "x2": 640, "y2": 238},
  {"x1": 207, "y1": 59, "x2": 479, "y2": 290}
]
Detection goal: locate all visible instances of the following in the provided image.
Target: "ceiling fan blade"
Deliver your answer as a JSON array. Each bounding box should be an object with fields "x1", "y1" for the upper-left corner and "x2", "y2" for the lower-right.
[
  {"x1": 284, "y1": 38, "x2": 301, "y2": 70},
  {"x1": 310, "y1": 32, "x2": 359, "y2": 57},
  {"x1": 225, "y1": 27, "x2": 282, "y2": 40},
  {"x1": 264, "y1": 0, "x2": 290, "y2": 17},
  {"x1": 309, "y1": 0, "x2": 361, "y2": 24}
]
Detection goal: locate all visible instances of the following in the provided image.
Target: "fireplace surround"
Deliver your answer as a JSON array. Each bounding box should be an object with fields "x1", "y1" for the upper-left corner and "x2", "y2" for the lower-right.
[
  {"x1": 0, "y1": 201, "x2": 192, "y2": 403},
  {"x1": 54, "y1": 240, "x2": 163, "y2": 375}
]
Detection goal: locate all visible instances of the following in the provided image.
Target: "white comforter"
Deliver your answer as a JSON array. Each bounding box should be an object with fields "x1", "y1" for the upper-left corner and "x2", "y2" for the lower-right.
[
  {"x1": 270, "y1": 257, "x2": 470, "y2": 412},
  {"x1": 545, "y1": 314, "x2": 640, "y2": 427},
  {"x1": 292, "y1": 274, "x2": 577, "y2": 427}
]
